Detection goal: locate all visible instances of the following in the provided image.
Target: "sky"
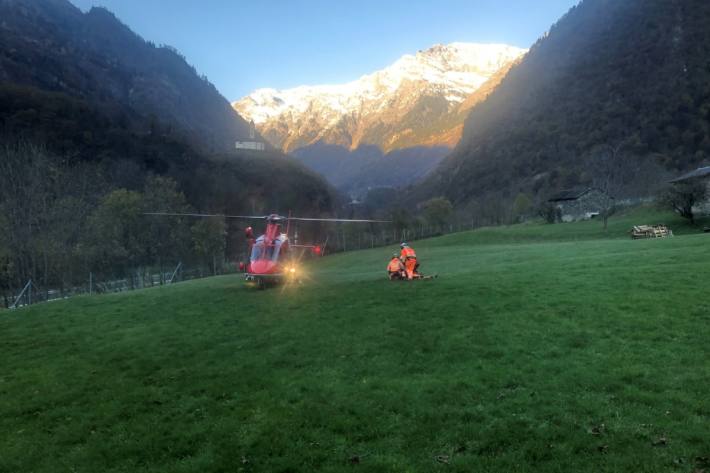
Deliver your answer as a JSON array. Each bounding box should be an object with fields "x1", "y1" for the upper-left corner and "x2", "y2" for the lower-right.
[{"x1": 69, "y1": 0, "x2": 579, "y2": 101}]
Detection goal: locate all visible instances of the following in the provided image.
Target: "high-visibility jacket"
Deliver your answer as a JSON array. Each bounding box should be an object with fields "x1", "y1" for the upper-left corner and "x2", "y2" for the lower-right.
[
  {"x1": 400, "y1": 247, "x2": 416, "y2": 259},
  {"x1": 404, "y1": 258, "x2": 418, "y2": 279},
  {"x1": 387, "y1": 258, "x2": 404, "y2": 272}
]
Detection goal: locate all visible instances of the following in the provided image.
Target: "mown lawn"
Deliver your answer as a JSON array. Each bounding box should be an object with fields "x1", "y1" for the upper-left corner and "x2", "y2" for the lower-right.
[{"x1": 1, "y1": 211, "x2": 709, "y2": 472}]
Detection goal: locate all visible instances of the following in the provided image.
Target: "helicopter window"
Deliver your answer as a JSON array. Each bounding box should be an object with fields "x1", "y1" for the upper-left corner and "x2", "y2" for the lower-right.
[
  {"x1": 271, "y1": 239, "x2": 284, "y2": 261},
  {"x1": 250, "y1": 238, "x2": 285, "y2": 262},
  {"x1": 250, "y1": 239, "x2": 266, "y2": 261}
]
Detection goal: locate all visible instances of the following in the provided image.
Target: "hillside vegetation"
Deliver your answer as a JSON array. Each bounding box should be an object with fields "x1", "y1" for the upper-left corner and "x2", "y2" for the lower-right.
[
  {"x1": 2, "y1": 211, "x2": 709, "y2": 472},
  {"x1": 0, "y1": 142, "x2": 336, "y2": 301},
  {"x1": 416, "y1": 0, "x2": 710, "y2": 207},
  {"x1": 0, "y1": 0, "x2": 254, "y2": 153}
]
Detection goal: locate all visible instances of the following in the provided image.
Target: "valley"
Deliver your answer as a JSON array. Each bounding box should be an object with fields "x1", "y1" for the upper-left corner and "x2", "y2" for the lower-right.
[{"x1": 234, "y1": 43, "x2": 526, "y2": 193}]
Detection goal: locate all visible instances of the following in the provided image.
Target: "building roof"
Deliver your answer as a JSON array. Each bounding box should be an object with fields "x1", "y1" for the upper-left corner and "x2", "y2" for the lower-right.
[
  {"x1": 548, "y1": 188, "x2": 595, "y2": 202},
  {"x1": 670, "y1": 166, "x2": 710, "y2": 183}
]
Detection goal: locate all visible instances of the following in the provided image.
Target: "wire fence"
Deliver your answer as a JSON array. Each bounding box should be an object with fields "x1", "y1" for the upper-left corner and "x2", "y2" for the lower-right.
[
  {"x1": 3, "y1": 263, "x2": 236, "y2": 310},
  {"x1": 320, "y1": 221, "x2": 480, "y2": 254}
]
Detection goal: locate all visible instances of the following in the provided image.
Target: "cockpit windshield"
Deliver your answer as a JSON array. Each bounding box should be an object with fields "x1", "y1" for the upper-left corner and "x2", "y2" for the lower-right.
[{"x1": 250, "y1": 236, "x2": 285, "y2": 262}]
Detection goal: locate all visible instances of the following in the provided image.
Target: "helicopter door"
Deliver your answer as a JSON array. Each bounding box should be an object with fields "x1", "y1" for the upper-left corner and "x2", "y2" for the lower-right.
[{"x1": 270, "y1": 238, "x2": 284, "y2": 262}]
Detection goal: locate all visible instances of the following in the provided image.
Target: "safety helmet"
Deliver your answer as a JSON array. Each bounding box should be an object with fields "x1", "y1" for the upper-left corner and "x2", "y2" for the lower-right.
[{"x1": 400, "y1": 242, "x2": 408, "y2": 248}]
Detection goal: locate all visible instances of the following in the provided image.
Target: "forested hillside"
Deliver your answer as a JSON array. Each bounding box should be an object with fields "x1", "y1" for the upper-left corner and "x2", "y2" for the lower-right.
[
  {"x1": 415, "y1": 0, "x2": 710, "y2": 209},
  {"x1": 0, "y1": 0, "x2": 337, "y2": 298},
  {"x1": 0, "y1": 83, "x2": 333, "y2": 215},
  {"x1": 0, "y1": 0, "x2": 256, "y2": 153},
  {"x1": 0, "y1": 142, "x2": 335, "y2": 298}
]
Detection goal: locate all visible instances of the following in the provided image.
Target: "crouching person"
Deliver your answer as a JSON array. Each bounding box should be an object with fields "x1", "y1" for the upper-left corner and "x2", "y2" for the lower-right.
[
  {"x1": 387, "y1": 253, "x2": 406, "y2": 280},
  {"x1": 400, "y1": 242, "x2": 418, "y2": 280}
]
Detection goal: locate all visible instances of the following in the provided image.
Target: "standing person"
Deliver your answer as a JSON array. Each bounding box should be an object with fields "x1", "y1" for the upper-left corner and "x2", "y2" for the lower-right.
[
  {"x1": 400, "y1": 242, "x2": 417, "y2": 280},
  {"x1": 387, "y1": 253, "x2": 406, "y2": 280}
]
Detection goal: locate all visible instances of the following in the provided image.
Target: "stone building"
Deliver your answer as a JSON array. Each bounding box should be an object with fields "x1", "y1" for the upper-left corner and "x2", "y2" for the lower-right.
[
  {"x1": 670, "y1": 166, "x2": 710, "y2": 215},
  {"x1": 235, "y1": 120, "x2": 266, "y2": 151},
  {"x1": 235, "y1": 140, "x2": 265, "y2": 151},
  {"x1": 548, "y1": 188, "x2": 612, "y2": 222}
]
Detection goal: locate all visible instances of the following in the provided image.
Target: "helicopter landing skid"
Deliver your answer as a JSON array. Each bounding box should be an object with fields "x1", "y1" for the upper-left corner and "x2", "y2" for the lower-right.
[{"x1": 245, "y1": 273, "x2": 290, "y2": 289}]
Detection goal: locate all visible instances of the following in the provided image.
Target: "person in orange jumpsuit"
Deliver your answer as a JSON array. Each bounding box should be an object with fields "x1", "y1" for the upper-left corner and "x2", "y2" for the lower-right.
[
  {"x1": 400, "y1": 242, "x2": 418, "y2": 280},
  {"x1": 387, "y1": 253, "x2": 406, "y2": 280}
]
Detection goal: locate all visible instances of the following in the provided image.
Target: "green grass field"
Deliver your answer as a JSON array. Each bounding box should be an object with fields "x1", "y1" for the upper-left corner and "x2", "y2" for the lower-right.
[{"x1": 2, "y1": 209, "x2": 709, "y2": 472}]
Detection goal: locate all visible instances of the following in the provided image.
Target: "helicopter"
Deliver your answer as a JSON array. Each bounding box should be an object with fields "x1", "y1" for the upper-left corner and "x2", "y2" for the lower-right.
[{"x1": 146, "y1": 212, "x2": 388, "y2": 288}]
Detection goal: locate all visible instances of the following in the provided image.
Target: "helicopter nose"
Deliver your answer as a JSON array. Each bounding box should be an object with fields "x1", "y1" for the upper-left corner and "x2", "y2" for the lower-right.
[{"x1": 250, "y1": 260, "x2": 277, "y2": 274}]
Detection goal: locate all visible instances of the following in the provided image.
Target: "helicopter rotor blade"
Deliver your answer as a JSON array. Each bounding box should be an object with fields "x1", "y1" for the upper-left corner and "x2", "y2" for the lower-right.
[
  {"x1": 287, "y1": 217, "x2": 391, "y2": 223},
  {"x1": 145, "y1": 213, "x2": 391, "y2": 223},
  {"x1": 144, "y1": 212, "x2": 266, "y2": 219}
]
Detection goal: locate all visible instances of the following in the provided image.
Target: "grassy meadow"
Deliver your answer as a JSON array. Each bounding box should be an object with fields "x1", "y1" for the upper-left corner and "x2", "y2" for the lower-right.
[{"x1": 1, "y1": 209, "x2": 709, "y2": 472}]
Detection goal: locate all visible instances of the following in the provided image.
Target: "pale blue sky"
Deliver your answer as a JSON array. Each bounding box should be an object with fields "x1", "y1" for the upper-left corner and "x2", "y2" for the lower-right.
[{"x1": 69, "y1": 0, "x2": 579, "y2": 100}]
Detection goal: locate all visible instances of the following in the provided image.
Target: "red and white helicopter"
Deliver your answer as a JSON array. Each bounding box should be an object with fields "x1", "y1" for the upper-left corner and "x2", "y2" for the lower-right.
[{"x1": 147, "y1": 212, "x2": 387, "y2": 288}]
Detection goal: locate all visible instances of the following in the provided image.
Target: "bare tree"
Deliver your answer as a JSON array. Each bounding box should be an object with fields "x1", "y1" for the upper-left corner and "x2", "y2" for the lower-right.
[
  {"x1": 537, "y1": 201, "x2": 561, "y2": 224},
  {"x1": 588, "y1": 143, "x2": 632, "y2": 231},
  {"x1": 661, "y1": 180, "x2": 708, "y2": 225},
  {"x1": 0, "y1": 142, "x2": 54, "y2": 288}
]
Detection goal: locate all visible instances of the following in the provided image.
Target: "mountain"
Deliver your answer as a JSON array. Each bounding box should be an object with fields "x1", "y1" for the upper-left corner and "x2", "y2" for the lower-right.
[
  {"x1": 0, "y1": 0, "x2": 335, "y2": 217},
  {"x1": 234, "y1": 43, "x2": 526, "y2": 153},
  {"x1": 0, "y1": 0, "x2": 257, "y2": 154},
  {"x1": 414, "y1": 0, "x2": 710, "y2": 212},
  {"x1": 233, "y1": 43, "x2": 526, "y2": 194}
]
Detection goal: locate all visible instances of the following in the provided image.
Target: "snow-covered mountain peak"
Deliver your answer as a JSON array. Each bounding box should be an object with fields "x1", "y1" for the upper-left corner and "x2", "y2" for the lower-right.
[{"x1": 233, "y1": 42, "x2": 526, "y2": 151}]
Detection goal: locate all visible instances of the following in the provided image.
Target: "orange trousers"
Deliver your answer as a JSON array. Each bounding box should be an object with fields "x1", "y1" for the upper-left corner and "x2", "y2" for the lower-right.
[{"x1": 405, "y1": 258, "x2": 417, "y2": 279}]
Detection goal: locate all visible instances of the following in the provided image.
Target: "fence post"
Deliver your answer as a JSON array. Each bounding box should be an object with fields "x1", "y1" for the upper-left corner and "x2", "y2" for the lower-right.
[
  {"x1": 10, "y1": 280, "x2": 32, "y2": 309},
  {"x1": 169, "y1": 262, "x2": 183, "y2": 284},
  {"x1": 89, "y1": 272, "x2": 93, "y2": 296}
]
